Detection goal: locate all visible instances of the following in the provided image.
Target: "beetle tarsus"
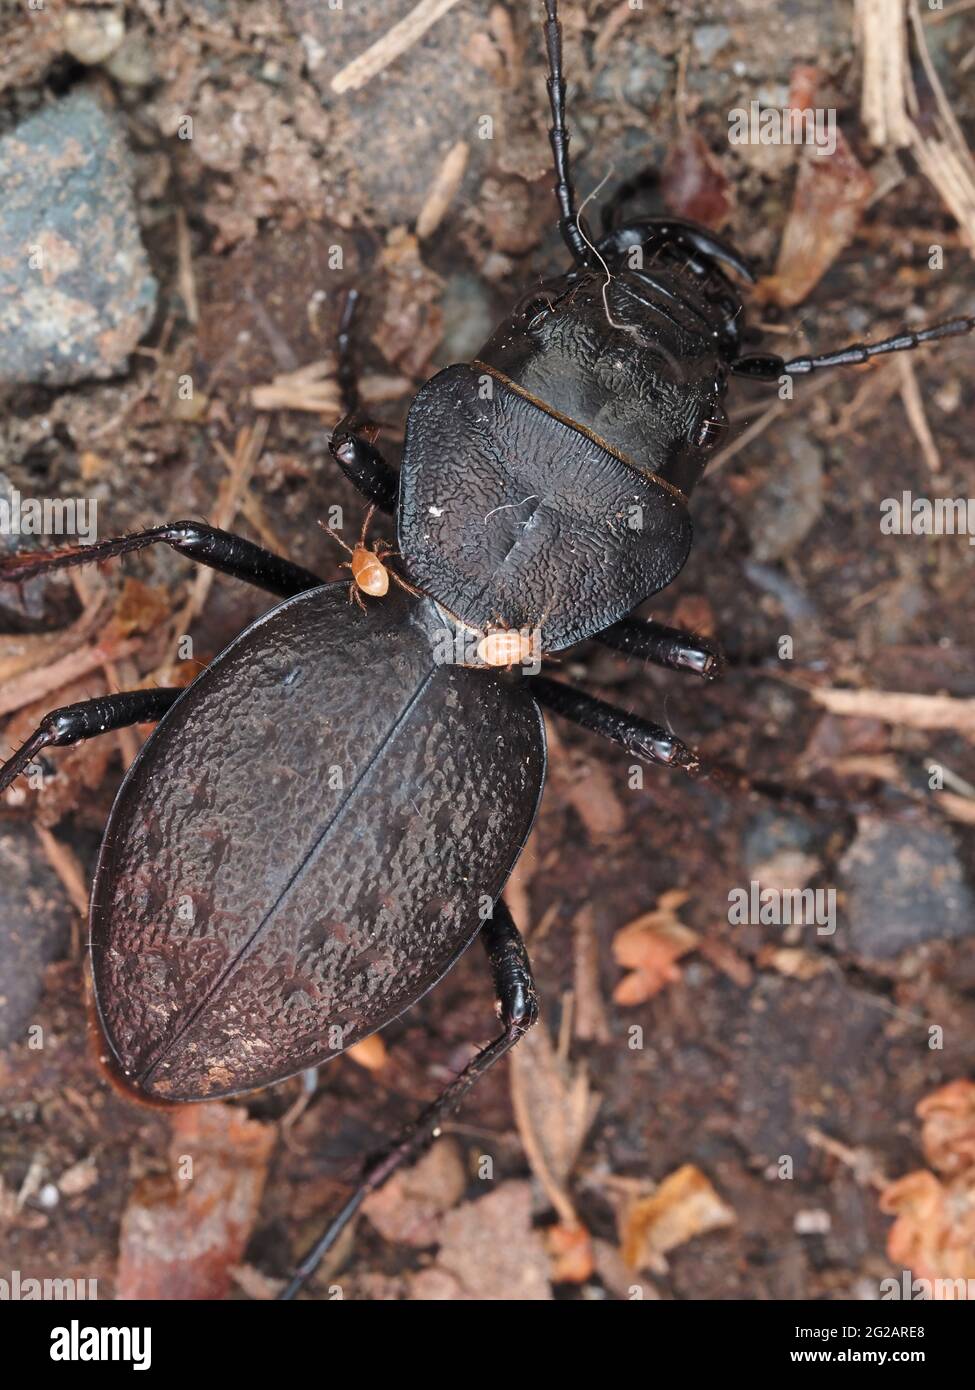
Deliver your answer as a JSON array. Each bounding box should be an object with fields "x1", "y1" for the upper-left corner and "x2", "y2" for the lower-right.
[
  {"x1": 328, "y1": 418, "x2": 400, "y2": 515},
  {"x1": 529, "y1": 675, "x2": 702, "y2": 773},
  {"x1": 596, "y1": 616, "x2": 726, "y2": 681}
]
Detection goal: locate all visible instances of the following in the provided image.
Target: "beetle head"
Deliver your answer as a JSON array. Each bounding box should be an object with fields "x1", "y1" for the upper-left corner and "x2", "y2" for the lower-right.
[{"x1": 476, "y1": 265, "x2": 734, "y2": 496}]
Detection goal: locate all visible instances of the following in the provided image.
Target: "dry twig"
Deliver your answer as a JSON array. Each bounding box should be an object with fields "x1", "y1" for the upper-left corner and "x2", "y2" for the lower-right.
[{"x1": 331, "y1": 0, "x2": 462, "y2": 95}]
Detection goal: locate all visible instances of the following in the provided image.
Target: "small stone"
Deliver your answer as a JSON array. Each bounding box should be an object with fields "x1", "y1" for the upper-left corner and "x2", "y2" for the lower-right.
[
  {"x1": 105, "y1": 27, "x2": 156, "y2": 88},
  {"x1": 63, "y1": 7, "x2": 126, "y2": 66},
  {"x1": 743, "y1": 810, "x2": 823, "y2": 879},
  {"x1": 839, "y1": 813, "x2": 975, "y2": 960},
  {"x1": 794, "y1": 1208, "x2": 831, "y2": 1235},
  {"x1": 0, "y1": 89, "x2": 157, "y2": 387},
  {"x1": 692, "y1": 25, "x2": 732, "y2": 64},
  {"x1": 438, "y1": 273, "x2": 495, "y2": 365},
  {"x1": 748, "y1": 430, "x2": 824, "y2": 563}
]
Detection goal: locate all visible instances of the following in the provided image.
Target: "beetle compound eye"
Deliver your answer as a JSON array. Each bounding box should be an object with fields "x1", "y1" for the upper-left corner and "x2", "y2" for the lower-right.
[{"x1": 517, "y1": 295, "x2": 553, "y2": 326}]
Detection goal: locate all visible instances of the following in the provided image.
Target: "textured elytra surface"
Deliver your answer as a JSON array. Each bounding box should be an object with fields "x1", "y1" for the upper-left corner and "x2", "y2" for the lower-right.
[
  {"x1": 398, "y1": 363, "x2": 693, "y2": 652},
  {"x1": 90, "y1": 585, "x2": 546, "y2": 1101}
]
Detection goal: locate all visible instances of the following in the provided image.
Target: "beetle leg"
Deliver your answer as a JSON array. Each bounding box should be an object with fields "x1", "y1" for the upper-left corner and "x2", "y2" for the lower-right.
[
  {"x1": 595, "y1": 616, "x2": 725, "y2": 680},
  {"x1": 328, "y1": 288, "x2": 400, "y2": 513},
  {"x1": 529, "y1": 675, "x2": 701, "y2": 773},
  {"x1": 0, "y1": 521, "x2": 323, "y2": 598},
  {"x1": 328, "y1": 419, "x2": 399, "y2": 515},
  {"x1": 279, "y1": 900, "x2": 536, "y2": 1300},
  {"x1": 0, "y1": 688, "x2": 182, "y2": 796}
]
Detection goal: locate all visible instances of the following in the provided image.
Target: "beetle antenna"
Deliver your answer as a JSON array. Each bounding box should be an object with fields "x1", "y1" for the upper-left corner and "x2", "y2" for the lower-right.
[
  {"x1": 542, "y1": 0, "x2": 595, "y2": 266},
  {"x1": 731, "y1": 314, "x2": 975, "y2": 380}
]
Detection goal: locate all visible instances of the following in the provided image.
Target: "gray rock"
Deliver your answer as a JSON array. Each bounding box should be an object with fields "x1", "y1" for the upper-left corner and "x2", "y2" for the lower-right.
[
  {"x1": 286, "y1": 0, "x2": 491, "y2": 224},
  {"x1": 747, "y1": 429, "x2": 824, "y2": 564},
  {"x1": 436, "y1": 273, "x2": 494, "y2": 366},
  {"x1": 692, "y1": 25, "x2": 732, "y2": 65},
  {"x1": 0, "y1": 89, "x2": 157, "y2": 386},
  {"x1": 838, "y1": 813, "x2": 975, "y2": 960}
]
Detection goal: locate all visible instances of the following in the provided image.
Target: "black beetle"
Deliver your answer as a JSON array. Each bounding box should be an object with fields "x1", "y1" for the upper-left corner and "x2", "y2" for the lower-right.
[{"x1": 2, "y1": 0, "x2": 973, "y2": 1299}]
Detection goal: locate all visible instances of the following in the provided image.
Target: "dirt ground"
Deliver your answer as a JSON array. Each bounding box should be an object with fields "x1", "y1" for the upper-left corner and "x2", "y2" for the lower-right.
[{"x1": 1, "y1": 0, "x2": 974, "y2": 1301}]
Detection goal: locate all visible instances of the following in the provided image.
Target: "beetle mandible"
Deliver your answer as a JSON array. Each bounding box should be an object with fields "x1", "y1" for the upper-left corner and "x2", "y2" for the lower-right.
[{"x1": 1, "y1": 0, "x2": 973, "y2": 1299}]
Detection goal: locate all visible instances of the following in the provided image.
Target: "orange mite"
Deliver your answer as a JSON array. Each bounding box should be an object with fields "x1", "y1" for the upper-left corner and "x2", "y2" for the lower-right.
[
  {"x1": 319, "y1": 505, "x2": 419, "y2": 609},
  {"x1": 476, "y1": 627, "x2": 537, "y2": 668}
]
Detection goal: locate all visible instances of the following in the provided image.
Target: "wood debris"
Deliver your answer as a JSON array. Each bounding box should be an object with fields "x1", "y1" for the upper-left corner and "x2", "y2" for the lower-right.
[
  {"x1": 331, "y1": 0, "x2": 463, "y2": 96},
  {"x1": 416, "y1": 140, "x2": 470, "y2": 239},
  {"x1": 807, "y1": 686, "x2": 975, "y2": 740},
  {"x1": 857, "y1": 0, "x2": 975, "y2": 255},
  {"x1": 509, "y1": 1021, "x2": 599, "y2": 1227}
]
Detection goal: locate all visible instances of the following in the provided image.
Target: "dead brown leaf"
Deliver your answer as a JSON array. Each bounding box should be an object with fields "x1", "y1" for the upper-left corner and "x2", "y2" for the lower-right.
[
  {"x1": 881, "y1": 1170, "x2": 975, "y2": 1290},
  {"x1": 612, "y1": 890, "x2": 698, "y2": 1005},
  {"x1": 621, "y1": 1164, "x2": 736, "y2": 1273},
  {"x1": 546, "y1": 721, "x2": 626, "y2": 841},
  {"x1": 698, "y1": 938, "x2": 754, "y2": 988},
  {"x1": 346, "y1": 1034, "x2": 388, "y2": 1071},
  {"x1": 113, "y1": 579, "x2": 173, "y2": 638},
  {"x1": 546, "y1": 1221, "x2": 594, "y2": 1285},
  {"x1": 116, "y1": 1103, "x2": 275, "y2": 1300},
  {"x1": 918, "y1": 1079, "x2": 975, "y2": 1179},
  {"x1": 373, "y1": 228, "x2": 444, "y2": 377},
  {"x1": 758, "y1": 946, "x2": 829, "y2": 980},
  {"x1": 362, "y1": 1137, "x2": 467, "y2": 1247},
  {"x1": 409, "y1": 1181, "x2": 551, "y2": 1300},
  {"x1": 662, "y1": 127, "x2": 734, "y2": 230},
  {"x1": 757, "y1": 67, "x2": 874, "y2": 307},
  {"x1": 879, "y1": 1079, "x2": 975, "y2": 1294}
]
